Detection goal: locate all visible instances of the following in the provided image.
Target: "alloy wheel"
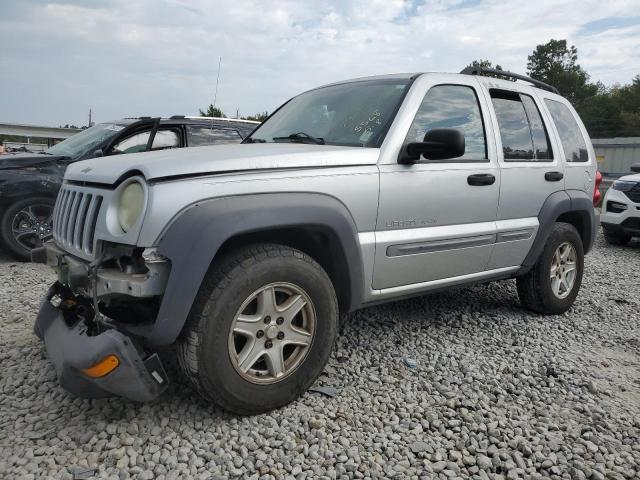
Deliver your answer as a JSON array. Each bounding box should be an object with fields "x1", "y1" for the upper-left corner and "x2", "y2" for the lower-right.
[
  {"x1": 11, "y1": 203, "x2": 53, "y2": 251},
  {"x1": 550, "y1": 241, "x2": 578, "y2": 299},
  {"x1": 228, "y1": 282, "x2": 316, "y2": 384}
]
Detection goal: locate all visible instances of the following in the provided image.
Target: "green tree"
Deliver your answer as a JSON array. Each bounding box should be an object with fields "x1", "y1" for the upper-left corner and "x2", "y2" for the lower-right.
[
  {"x1": 572, "y1": 75, "x2": 640, "y2": 138},
  {"x1": 464, "y1": 59, "x2": 514, "y2": 80},
  {"x1": 575, "y1": 91, "x2": 624, "y2": 138},
  {"x1": 609, "y1": 76, "x2": 640, "y2": 136},
  {"x1": 241, "y1": 111, "x2": 269, "y2": 122},
  {"x1": 526, "y1": 39, "x2": 597, "y2": 103},
  {"x1": 199, "y1": 104, "x2": 226, "y2": 117},
  {"x1": 466, "y1": 59, "x2": 504, "y2": 71}
]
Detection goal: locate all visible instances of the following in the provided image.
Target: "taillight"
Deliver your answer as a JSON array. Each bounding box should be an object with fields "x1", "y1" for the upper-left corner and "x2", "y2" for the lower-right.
[{"x1": 593, "y1": 170, "x2": 603, "y2": 206}]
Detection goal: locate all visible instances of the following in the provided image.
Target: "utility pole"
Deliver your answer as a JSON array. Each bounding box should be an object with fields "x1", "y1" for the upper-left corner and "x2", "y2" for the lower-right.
[{"x1": 88, "y1": 108, "x2": 92, "y2": 127}]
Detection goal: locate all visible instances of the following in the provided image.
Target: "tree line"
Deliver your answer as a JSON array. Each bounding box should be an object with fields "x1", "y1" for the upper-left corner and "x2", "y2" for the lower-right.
[
  {"x1": 199, "y1": 105, "x2": 269, "y2": 122},
  {"x1": 467, "y1": 39, "x2": 639, "y2": 138}
]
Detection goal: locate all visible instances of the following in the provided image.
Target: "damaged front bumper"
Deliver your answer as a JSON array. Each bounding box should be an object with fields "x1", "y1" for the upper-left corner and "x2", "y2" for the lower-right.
[
  {"x1": 35, "y1": 285, "x2": 168, "y2": 401},
  {"x1": 32, "y1": 242, "x2": 169, "y2": 299},
  {"x1": 32, "y1": 242, "x2": 170, "y2": 401}
]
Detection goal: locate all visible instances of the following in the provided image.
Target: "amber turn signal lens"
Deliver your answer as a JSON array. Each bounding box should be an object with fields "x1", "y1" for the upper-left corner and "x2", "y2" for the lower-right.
[{"x1": 83, "y1": 355, "x2": 120, "y2": 378}]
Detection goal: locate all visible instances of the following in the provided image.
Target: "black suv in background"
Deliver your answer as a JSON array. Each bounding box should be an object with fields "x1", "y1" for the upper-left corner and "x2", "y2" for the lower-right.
[{"x1": 0, "y1": 116, "x2": 258, "y2": 260}]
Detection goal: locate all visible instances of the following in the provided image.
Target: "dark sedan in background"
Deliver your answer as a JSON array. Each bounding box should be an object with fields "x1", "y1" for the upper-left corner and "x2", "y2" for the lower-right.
[{"x1": 0, "y1": 116, "x2": 258, "y2": 260}]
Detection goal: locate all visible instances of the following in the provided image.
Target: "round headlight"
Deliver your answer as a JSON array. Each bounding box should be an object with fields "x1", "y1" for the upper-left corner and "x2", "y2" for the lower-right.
[{"x1": 117, "y1": 181, "x2": 145, "y2": 232}]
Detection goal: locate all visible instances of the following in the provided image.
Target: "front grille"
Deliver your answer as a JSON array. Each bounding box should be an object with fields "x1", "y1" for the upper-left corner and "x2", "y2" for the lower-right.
[
  {"x1": 621, "y1": 217, "x2": 640, "y2": 232},
  {"x1": 53, "y1": 186, "x2": 104, "y2": 255},
  {"x1": 623, "y1": 182, "x2": 640, "y2": 203}
]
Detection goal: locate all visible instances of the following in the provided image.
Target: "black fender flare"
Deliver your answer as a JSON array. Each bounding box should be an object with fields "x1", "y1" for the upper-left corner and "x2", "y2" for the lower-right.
[
  {"x1": 149, "y1": 193, "x2": 365, "y2": 345},
  {"x1": 521, "y1": 190, "x2": 596, "y2": 271}
]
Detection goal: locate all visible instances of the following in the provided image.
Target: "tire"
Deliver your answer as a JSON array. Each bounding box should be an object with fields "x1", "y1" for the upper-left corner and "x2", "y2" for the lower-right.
[
  {"x1": 603, "y1": 225, "x2": 631, "y2": 246},
  {"x1": 517, "y1": 222, "x2": 584, "y2": 315},
  {"x1": 176, "y1": 243, "x2": 338, "y2": 415},
  {"x1": 0, "y1": 197, "x2": 55, "y2": 261}
]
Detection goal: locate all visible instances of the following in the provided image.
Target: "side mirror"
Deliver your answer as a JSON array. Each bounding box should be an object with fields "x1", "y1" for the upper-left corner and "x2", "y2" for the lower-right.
[
  {"x1": 399, "y1": 128, "x2": 465, "y2": 164},
  {"x1": 631, "y1": 162, "x2": 640, "y2": 173},
  {"x1": 93, "y1": 149, "x2": 104, "y2": 158}
]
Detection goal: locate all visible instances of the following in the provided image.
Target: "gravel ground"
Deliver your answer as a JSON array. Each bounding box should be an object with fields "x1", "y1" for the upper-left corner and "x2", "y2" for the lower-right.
[{"x1": 1, "y1": 236, "x2": 639, "y2": 480}]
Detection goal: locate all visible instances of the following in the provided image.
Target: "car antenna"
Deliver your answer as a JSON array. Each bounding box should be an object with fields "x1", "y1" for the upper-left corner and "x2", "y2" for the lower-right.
[{"x1": 211, "y1": 56, "x2": 222, "y2": 131}]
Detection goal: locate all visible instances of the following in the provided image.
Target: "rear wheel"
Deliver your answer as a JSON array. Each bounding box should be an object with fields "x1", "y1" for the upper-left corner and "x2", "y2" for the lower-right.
[
  {"x1": 0, "y1": 197, "x2": 54, "y2": 261},
  {"x1": 603, "y1": 225, "x2": 632, "y2": 246},
  {"x1": 177, "y1": 243, "x2": 338, "y2": 415},
  {"x1": 517, "y1": 222, "x2": 584, "y2": 315}
]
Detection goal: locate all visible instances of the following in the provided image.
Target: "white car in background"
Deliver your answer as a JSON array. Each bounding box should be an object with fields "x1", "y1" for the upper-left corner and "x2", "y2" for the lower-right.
[{"x1": 600, "y1": 164, "x2": 640, "y2": 245}]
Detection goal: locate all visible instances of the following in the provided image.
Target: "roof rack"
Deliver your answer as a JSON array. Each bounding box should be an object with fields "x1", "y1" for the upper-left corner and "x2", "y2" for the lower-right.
[
  {"x1": 460, "y1": 67, "x2": 560, "y2": 94},
  {"x1": 185, "y1": 116, "x2": 260, "y2": 124}
]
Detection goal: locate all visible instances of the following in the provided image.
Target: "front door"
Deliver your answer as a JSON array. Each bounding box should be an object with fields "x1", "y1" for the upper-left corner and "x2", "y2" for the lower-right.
[{"x1": 374, "y1": 79, "x2": 500, "y2": 290}]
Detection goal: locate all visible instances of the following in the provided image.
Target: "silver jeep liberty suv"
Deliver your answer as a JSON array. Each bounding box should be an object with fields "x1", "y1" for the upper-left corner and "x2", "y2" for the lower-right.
[{"x1": 34, "y1": 67, "x2": 599, "y2": 414}]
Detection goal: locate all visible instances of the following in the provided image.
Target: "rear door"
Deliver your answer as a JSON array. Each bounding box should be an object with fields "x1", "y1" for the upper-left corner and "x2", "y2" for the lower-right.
[
  {"x1": 374, "y1": 76, "x2": 501, "y2": 290},
  {"x1": 482, "y1": 85, "x2": 564, "y2": 269}
]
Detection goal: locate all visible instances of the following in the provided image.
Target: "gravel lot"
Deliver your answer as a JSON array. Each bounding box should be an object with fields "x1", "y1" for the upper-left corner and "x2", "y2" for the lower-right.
[{"x1": 1, "y1": 236, "x2": 639, "y2": 480}]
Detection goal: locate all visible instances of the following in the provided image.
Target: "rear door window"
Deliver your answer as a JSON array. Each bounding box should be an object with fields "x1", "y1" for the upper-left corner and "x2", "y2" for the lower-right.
[
  {"x1": 521, "y1": 96, "x2": 552, "y2": 160},
  {"x1": 544, "y1": 99, "x2": 589, "y2": 162},
  {"x1": 490, "y1": 90, "x2": 553, "y2": 161},
  {"x1": 187, "y1": 126, "x2": 243, "y2": 146}
]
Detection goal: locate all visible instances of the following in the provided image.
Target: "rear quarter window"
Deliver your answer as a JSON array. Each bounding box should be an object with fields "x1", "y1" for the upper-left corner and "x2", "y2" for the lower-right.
[{"x1": 544, "y1": 99, "x2": 589, "y2": 162}]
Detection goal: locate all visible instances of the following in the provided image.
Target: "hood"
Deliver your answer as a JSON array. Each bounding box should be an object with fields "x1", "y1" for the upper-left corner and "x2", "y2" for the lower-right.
[
  {"x1": 618, "y1": 173, "x2": 640, "y2": 182},
  {"x1": 64, "y1": 143, "x2": 380, "y2": 184},
  {"x1": 0, "y1": 152, "x2": 69, "y2": 170}
]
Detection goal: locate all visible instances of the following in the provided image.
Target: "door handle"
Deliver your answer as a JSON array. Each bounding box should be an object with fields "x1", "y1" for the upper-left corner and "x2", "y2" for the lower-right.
[
  {"x1": 467, "y1": 173, "x2": 496, "y2": 186},
  {"x1": 545, "y1": 171, "x2": 564, "y2": 182}
]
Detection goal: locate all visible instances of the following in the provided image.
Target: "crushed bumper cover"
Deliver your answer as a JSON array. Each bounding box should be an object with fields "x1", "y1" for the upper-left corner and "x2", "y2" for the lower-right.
[
  {"x1": 35, "y1": 285, "x2": 168, "y2": 402},
  {"x1": 32, "y1": 242, "x2": 169, "y2": 299}
]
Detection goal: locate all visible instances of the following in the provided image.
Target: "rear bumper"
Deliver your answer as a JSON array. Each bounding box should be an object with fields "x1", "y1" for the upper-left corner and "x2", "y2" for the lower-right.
[{"x1": 35, "y1": 285, "x2": 168, "y2": 402}]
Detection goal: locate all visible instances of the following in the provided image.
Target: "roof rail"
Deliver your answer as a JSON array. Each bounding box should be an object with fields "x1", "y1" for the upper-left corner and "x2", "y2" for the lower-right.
[
  {"x1": 460, "y1": 67, "x2": 560, "y2": 94},
  {"x1": 185, "y1": 116, "x2": 260, "y2": 124}
]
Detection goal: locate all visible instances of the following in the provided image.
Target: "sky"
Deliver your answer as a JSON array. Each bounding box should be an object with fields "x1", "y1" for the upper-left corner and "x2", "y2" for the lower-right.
[{"x1": 1, "y1": 0, "x2": 639, "y2": 127}]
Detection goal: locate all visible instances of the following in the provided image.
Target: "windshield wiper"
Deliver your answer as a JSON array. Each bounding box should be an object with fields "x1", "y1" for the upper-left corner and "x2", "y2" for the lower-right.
[
  {"x1": 273, "y1": 132, "x2": 325, "y2": 145},
  {"x1": 244, "y1": 137, "x2": 266, "y2": 143},
  {"x1": 38, "y1": 151, "x2": 53, "y2": 155}
]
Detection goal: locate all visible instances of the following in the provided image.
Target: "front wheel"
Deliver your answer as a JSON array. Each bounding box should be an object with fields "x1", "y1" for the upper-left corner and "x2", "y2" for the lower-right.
[
  {"x1": 177, "y1": 244, "x2": 338, "y2": 415},
  {"x1": 517, "y1": 222, "x2": 584, "y2": 315},
  {"x1": 0, "y1": 197, "x2": 55, "y2": 261}
]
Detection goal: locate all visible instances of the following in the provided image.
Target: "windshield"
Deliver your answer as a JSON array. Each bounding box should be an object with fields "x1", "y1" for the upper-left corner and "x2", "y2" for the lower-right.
[
  {"x1": 46, "y1": 123, "x2": 125, "y2": 158},
  {"x1": 247, "y1": 79, "x2": 410, "y2": 147}
]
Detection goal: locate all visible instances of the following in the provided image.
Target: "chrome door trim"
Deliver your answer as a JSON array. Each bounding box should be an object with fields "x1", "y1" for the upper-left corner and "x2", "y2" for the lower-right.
[
  {"x1": 376, "y1": 220, "x2": 496, "y2": 243},
  {"x1": 496, "y1": 229, "x2": 534, "y2": 242},
  {"x1": 386, "y1": 233, "x2": 495, "y2": 257}
]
